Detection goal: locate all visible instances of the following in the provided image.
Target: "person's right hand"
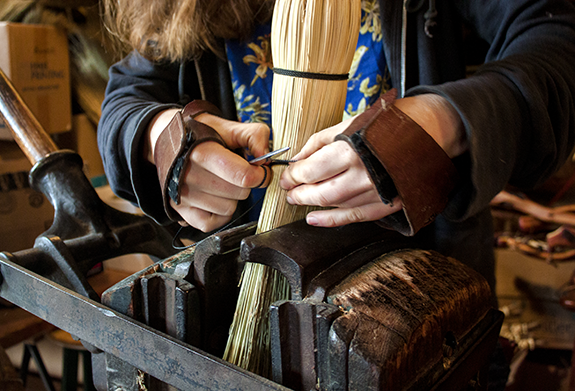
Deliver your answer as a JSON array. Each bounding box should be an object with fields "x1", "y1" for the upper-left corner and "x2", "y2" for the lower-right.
[{"x1": 146, "y1": 109, "x2": 271, "y2": 232}]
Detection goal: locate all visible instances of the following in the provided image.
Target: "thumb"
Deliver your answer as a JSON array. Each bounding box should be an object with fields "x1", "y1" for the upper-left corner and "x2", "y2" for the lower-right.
[
  {"x1": 229, "y1": 121, "x2": 271, "y2": 157},
  {"x1": 293, "y1": 117, "x2": 354, "y2": 160},
  {"x1": 194, "y1": 114, "x2": 271, "y2": 157}
]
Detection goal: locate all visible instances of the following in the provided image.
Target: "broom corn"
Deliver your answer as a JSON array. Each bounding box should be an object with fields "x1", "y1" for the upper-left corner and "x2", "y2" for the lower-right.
[{"x1": 223, "y1": 0, "x2": 361, "y2": 377}]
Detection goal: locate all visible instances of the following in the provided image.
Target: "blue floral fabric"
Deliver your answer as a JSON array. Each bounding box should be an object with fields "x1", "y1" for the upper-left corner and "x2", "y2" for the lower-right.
[
  {"x1": 225, "y1": 0, "x2": 389, "y2": 219},
  {"x1": 226, "y1": 0, "x2": 389, "y2": 127}
]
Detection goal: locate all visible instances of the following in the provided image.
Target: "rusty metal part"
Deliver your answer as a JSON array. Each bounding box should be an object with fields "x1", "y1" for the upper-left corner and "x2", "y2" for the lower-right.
[
  {"x1": 270, "y1": 300, "x2": 342, "y2": 390},
  {"x1": 0, "y1": 67, "x2": 177, "y2": 295},
  {"x1": 241, "y1": 220, "x2": 420, "y2": 300},
  {"x1": 0, "y1": 66, "x2": 504, "y2": 391},
  {"x1": 0, "y1": 150, "x2": 177, "y2": 303},
  {"x1": 96, "y1": 222, "x2": 256, "y2": 390},
  {"x1": 0, "y1": 257, "x2": 289, "y2": 391},
  {"x1": 267, "y1": 247, "x2": 503, "y2": 391},
  {"x1": 0, "y1": 210, "x2": 505, "y2": 391}
]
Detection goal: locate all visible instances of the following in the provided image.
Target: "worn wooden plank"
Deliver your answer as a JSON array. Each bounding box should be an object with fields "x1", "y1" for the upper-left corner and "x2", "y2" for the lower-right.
[{"x1": 327, "y1": 249, "x2": 492, "y2": 390}]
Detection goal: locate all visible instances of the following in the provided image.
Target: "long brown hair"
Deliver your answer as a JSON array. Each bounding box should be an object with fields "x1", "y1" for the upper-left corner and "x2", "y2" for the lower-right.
[{"x1": 101, "y1": 0, "x2": 274, "y2": 62}]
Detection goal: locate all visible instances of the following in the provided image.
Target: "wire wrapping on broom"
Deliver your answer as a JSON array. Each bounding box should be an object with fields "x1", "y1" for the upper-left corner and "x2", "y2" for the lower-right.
[
  {"x1": 223, "y1": 0, "x2": 362, "y2": 377},
  {"x1": 272, "y1": 67, "x2": 349, "y2": 81}
]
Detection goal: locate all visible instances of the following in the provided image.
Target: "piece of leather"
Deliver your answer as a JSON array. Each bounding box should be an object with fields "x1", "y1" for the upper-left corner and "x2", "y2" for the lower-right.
[
  {"x1": 154, "y1": 100, "x2": 225, "y2": 222},
  {"x1": 336, "y1": 88, "x2": 458, "y2": 236}
]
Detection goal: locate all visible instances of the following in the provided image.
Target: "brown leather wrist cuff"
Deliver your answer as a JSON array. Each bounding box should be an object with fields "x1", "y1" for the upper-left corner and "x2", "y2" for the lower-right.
[
  {"x1": 335, "y1": 89, "x2": 458, "y2": 236},
  {"x1": 153, "y1": 100, "x2": 226, "y2": 222}
]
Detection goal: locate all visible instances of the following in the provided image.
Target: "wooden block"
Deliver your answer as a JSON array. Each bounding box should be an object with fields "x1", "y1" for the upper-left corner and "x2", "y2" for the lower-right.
[{"x1": 327, "y1": 249, "x2": 492, "y2": 391}]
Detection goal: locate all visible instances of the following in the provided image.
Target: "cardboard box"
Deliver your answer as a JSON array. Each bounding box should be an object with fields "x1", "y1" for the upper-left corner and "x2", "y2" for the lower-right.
[
  {"x1": 0, "y1": 170, "x2": 54, "y2": 253},
  {"x1": 0, "y1": 113, "x2": 106, "y2": 252},
  {"x1": 0, "y1": 142, "x2": 53, "y2": 252},
  {"x1": 0, "y1": 22, "x2": 71, "y2": 139},
  {"x1": 0, "y1": 141, "x2": 32, "y2": 175}
]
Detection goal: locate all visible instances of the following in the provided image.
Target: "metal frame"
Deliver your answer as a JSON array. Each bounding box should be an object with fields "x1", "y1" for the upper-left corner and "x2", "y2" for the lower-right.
[
  {"x1": 0, "y1": 256, "x2": 289, "y2": 391},
  {"x1": 0, "y1": 66, "x2": 503, "y2": 391}
]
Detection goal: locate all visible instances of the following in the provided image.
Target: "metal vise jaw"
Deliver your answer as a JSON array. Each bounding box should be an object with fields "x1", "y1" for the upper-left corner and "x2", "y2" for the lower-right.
[
  {"x1": 99, "y1": 219, "x2": 502, "y2": 391},
  {"x1": 242, "y1": 222, "x2": 502, "y2": 391},
  {"x1": 98, "y1": 220, "x2": 418, "y2": 389},
  {"x1": 0, "y1": 64, "x2": 502, "y2": 390}
]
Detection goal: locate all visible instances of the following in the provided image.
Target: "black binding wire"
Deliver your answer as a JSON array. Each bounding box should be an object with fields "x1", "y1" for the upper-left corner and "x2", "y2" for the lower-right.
[{"x1": 273, "y1": 67, "x2": 348, "y2": 81}]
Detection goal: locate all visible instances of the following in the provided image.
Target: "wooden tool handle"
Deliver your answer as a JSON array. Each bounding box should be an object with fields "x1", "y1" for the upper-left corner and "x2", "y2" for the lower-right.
[{"x1": 0, "y1": 67, "x2": 59, "y2": 165}]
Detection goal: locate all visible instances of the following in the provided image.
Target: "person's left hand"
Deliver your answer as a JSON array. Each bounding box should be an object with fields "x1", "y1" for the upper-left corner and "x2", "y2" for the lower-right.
[{"x1": 279, "y1": 118, "x2": 403, "y2": 227}]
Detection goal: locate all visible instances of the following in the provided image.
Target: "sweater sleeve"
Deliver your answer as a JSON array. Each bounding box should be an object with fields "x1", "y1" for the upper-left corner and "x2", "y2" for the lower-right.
[
  {"x1": 97, "y1": 51, "x2": 200, "y2": 224},
  {"x1": 408, "y1": 0, "x2": 575, "y2": 221}
]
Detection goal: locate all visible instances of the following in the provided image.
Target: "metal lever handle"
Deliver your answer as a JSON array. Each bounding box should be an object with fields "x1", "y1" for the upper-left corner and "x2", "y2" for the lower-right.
[{"x1": 0, "y1": 67, "x2": 59, "y2": 165}]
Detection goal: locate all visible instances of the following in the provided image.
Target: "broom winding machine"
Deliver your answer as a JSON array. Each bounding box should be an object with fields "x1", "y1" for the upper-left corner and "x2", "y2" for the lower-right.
[{"x1": 0, "y1": 67, "x2": 503, "y2": 390}]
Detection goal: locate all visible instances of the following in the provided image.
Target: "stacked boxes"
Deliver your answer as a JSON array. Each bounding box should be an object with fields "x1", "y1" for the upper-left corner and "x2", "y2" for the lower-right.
[
  {"x1": 0, "y1": 142, "x2": 54, "y2": 252},
  {"x1": 0, "y1": 22, "x2": 71, "y2": 251},
  {"x1": 0, "y1": 22, "x2": 71, "y2": 139}
]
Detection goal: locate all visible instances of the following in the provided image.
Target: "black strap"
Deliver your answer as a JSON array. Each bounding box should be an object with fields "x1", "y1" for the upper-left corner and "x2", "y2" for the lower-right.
[{"x1": 273, "y1": 67, "x2": 348, "y2": 81}]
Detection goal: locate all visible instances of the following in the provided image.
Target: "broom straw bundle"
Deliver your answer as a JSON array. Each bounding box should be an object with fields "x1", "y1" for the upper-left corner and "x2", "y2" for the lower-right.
[{"x1": 224, "y1": 0, "x2": 361, "y2": 377}]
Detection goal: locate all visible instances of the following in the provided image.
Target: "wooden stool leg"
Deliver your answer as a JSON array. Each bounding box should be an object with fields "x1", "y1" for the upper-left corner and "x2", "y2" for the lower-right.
[
  {"x1": 18, "y1": 344, "x2": 31, "y2": 386},
  {"x1": 81, "y1": 351, "x2": 96, "y2": 391},
  {"x1": 61, "y1": 348, "x2": 78, "y2": 391},
  {"x1": 25, "y1": 344, "x2": 56, "y2": 391}
]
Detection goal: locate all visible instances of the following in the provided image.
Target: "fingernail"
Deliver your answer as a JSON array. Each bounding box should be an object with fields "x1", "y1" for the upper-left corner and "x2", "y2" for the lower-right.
[
  {"x1": 307, "y1": 215, "x2": 319, "y2": 226},
  {"x1": 286, "y1": 195, "x2": 294, "y2": 204}
]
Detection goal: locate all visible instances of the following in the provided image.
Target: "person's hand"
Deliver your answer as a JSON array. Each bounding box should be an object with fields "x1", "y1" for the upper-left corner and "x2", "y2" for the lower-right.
[
  {"x1": 279, "y1": 93, "x2": 466, "y2": 228},
  {"x1": 279, "y1": 118, "x2": 403, "y2": 227},
  {"x1": 147, "y1": 110, "x2": 271, "y2": 232}
]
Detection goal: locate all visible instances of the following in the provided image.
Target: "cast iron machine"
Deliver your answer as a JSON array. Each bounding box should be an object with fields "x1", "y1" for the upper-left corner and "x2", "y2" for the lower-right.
[{"x1": 0, "y1": 68, "x2": 503, "y2": 391}]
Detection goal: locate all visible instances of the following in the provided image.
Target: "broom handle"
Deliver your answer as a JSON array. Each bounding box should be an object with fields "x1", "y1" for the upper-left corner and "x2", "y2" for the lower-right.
[{"x1": 0, "y1": 67, "x2": 59, "y2": 165}]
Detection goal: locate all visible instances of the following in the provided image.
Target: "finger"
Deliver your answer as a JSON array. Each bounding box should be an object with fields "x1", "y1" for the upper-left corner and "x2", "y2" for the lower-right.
[
  {"x1": 293, "y1": 118, "x2": 354, "y2": 160},
  {"x1": 176, "y1": 189, "x2": 239, "y2": 217},
  {"x1": 305, "y1": 200, "x2": 403, "y2": 228},
  {"x1": 182, "y1": 164, "x2": 252, "y2": 200},
  {"x1": 229, "y1": 122, "x2": 271, "y2": 157},
  {"x1": 336, "y1": 190, "x2": 384, "y2": 209},
  {"x1": 173, "y1": 204, "x2": 234, "y2": 232},
  {"x1": 280, "y1": 141, "x2": 356, "y2": 190},
  {"x1": 285, "y1": 168, "x2": 375, "y2": 207},
  {"x1": 191, "y1": 142, "x2": 271, "y2": 188},
  {"x1": 196, "y1": 113, "x2": 270, "y2": 156}
]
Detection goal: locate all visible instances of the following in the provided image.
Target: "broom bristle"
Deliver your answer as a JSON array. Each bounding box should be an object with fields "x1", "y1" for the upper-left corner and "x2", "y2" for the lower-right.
[{"x1": 223, "y1": 0, "x2": 361, "y2": 377}]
